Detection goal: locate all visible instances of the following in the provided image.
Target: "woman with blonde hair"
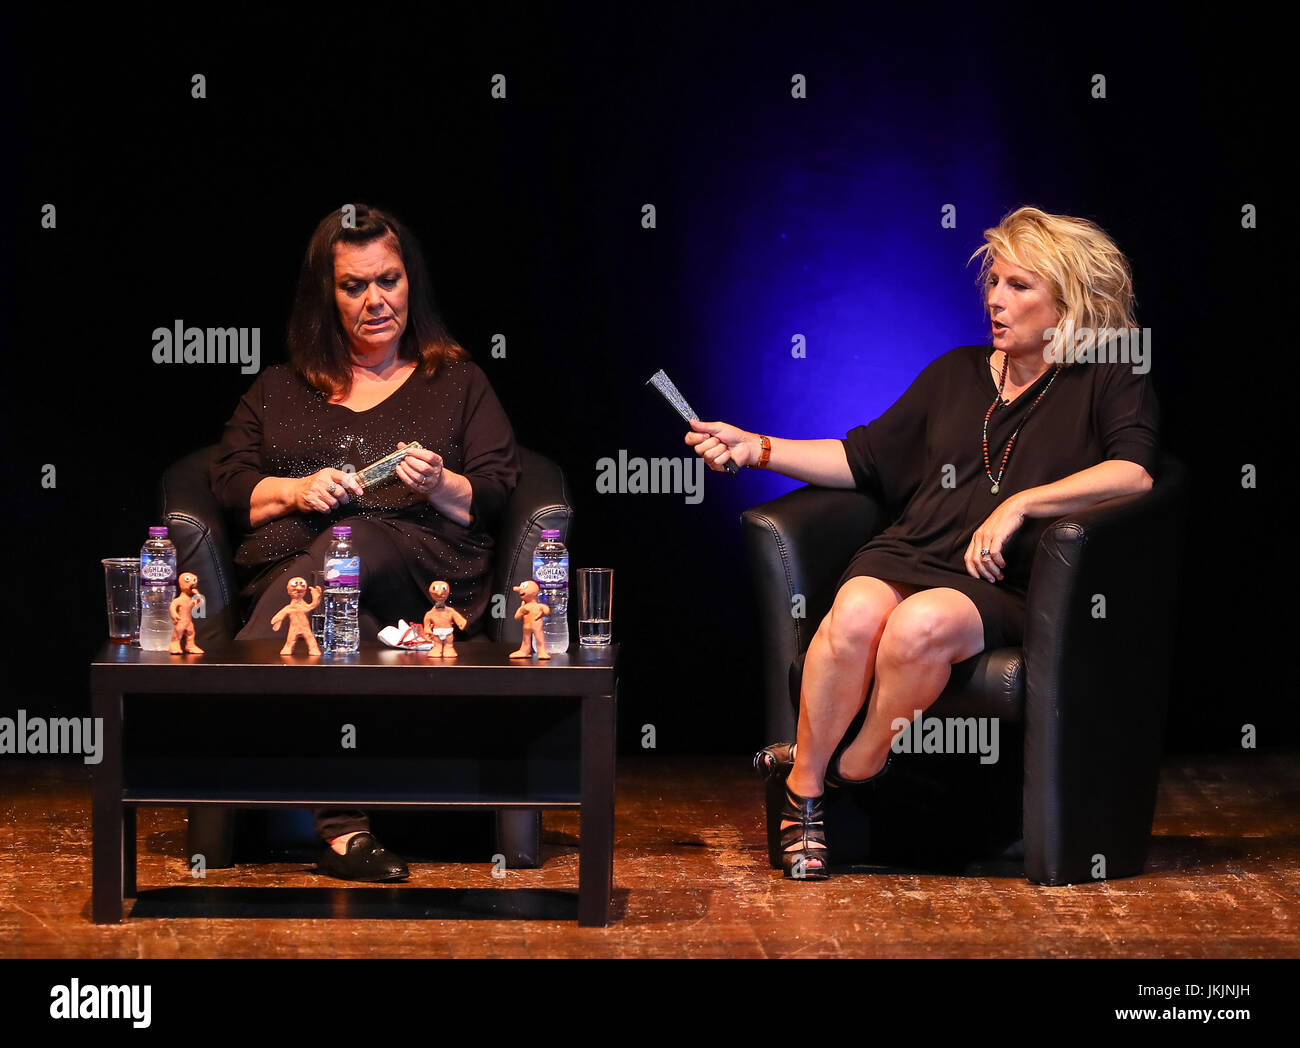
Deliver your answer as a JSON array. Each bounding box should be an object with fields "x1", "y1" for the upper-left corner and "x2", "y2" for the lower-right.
[{"x1": 686, "y1": 206, "x2": 1159, "y2": 880}]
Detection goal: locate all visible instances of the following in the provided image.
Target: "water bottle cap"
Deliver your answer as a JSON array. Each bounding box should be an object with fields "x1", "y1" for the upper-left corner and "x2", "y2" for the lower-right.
[
  {"x1": 540, "y1": 529, "x2": 561, "y2": 540},
  {"x1": 148, "y1": 526, "x2": 168, "y2": 537},
  {"x1": 332, "y1": 526, "x2": 352, "y2": 537}
]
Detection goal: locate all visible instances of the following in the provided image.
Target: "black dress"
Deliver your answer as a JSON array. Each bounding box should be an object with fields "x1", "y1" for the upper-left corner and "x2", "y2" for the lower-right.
[
  {"x1": 839, "y1": 344, "x2": 1160, "y2": 651},
  {"x1": 209, "y1": 358, "x2": 521, "y2": 636}
]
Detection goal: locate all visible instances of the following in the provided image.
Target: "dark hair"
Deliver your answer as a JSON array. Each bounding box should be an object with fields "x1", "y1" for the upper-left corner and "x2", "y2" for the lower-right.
[{"x1": 287, "y1": 204, "x2": 466, "y2": 398}]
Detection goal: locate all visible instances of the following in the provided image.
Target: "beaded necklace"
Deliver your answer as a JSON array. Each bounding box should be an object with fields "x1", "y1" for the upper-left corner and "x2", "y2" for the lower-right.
[{"x1": 982, "y1": 351, "x2": 1061, "y2": 495}]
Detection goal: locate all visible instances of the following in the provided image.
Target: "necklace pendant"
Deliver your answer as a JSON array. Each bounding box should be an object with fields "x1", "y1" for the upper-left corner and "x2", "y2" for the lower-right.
[{"x1": 990, "y1": 483, "x2": 1000, "y2": 495}]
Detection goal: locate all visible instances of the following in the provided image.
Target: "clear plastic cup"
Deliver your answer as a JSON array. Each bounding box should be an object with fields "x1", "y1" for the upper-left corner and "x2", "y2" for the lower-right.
[
  {"x1": 102, "y1": 557, "x2": 141, "y2": 644},
  {"x1": 577, "y1": 568, "x2": 614, "y2": 646}
]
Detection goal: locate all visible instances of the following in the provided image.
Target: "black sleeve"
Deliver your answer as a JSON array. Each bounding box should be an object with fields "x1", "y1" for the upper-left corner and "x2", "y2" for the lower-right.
[
  {"x1": 209, "y1": 370, "x2": 273, "y2": 535},
  {"x1": 841, "y1": 356, "x2": 938, "y2": 508},
  {"x1": 459, "y1": 364, "x2": 522, "y2": 534},
  {"x1": 1092, "y1": 359, "x2": 1161, "y2": 477}
]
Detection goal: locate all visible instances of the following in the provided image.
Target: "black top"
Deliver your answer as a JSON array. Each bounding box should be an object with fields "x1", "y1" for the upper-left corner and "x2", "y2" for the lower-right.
[
  {"x1": 210, "y1": 359, "x2": 521, "y2": 624},
  {"x1": 838, "y1": 344, "x2": 1160, "y2": 648}
]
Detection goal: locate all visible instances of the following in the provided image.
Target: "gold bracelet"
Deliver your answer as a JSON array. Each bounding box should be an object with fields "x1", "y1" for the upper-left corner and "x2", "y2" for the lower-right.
[{"x1": 756, "y1": 435, "x2": 772, "y2": 469}]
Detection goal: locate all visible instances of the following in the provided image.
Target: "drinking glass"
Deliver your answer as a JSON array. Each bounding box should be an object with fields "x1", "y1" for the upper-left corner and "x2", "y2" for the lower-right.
[
  {"x1": 102, "y1": 557, "x2": 140, "y2": 644},
  {"x1": 309, "y1": 570, "x2": 327, "y2": 644},
  {"x1": 577, "y1": 568, "x2": 614, "y2": 645}
]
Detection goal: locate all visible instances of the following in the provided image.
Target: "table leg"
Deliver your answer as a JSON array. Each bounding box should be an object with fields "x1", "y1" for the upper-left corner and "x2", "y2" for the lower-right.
[
  {"x1": 579, "y1": 688, "x2": 616, "y2": 927},
  {"x1": 92, "y1": 689, "x2": 123, "y2": 923},
  {"x1": 123, "y1": 807, "x2": 137, "y2": 898}
]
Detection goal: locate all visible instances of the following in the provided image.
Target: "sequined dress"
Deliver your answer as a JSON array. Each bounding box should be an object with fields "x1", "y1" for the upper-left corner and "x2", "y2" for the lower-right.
[{"x1": 209, "y1": 359, "x2": 521, "y2": 634}]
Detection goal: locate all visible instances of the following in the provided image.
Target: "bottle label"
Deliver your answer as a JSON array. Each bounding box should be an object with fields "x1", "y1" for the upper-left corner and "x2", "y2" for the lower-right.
[
  {"x1": 325, "y1": 556, "x2": 360, "y2": 588},
  {"x1": 533, "y1": 553, "x2": 568, "y2": 588},
  {"x1": 140, "y1": 554, "x2": 176, "y2": 586}
]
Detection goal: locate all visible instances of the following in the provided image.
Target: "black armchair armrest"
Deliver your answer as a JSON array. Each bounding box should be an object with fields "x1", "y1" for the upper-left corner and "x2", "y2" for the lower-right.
[
  {"x1": 1022, "y1": 453, "x2": 1190, "y2": 884},
  {"x1": 741, "y1": 485, "x2": 891, "y2": 740},
  {"x1": 158, "y1": 446, "x2": 239, "y2": 647},
  {"x1": 485, "y1": 446, "x2": 575, "y2": 645}
]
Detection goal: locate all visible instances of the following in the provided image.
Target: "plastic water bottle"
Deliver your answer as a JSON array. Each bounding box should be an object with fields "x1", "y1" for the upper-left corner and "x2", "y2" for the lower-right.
[
  {"x1": 139, "y1": 526, "x2": 178, "y2": 651},
  {"x1": 323, "y1": 526, "x2": 361, "y2": 655},
  {"x1": 532, "y1": 529, "x2": 569, "y2": 654}
]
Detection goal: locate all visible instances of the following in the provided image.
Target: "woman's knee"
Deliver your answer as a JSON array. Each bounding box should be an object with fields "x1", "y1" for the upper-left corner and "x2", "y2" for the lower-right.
[
  {"x1": 237, "y1": 574, "x2": 310, "y2": 640},
  {"x1": 311, "y1": 517, "x2": 380, "y2": 554},
  {"x1": 818, "y1": 577, "x2": 898, "y2": 658},
  {"x1": 312, "y1": 519, "x2": 406, "y2": 581},
  {"x1": 877, "y1": 591, "x2": 983, "y2": 666}
]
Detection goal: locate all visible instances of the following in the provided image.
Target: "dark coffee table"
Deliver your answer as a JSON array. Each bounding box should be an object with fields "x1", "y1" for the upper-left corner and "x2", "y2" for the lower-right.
[{"x1": 89, "y1": 640, "x2": 620, "y2": 926}]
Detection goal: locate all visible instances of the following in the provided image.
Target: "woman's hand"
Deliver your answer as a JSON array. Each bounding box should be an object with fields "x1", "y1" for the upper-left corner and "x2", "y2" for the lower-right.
[
  {"x1": 394, "y1": 441, "x2": 446, "y2": 498},
  {"x1": 295, "y1": 468, "x2": 365, "y2": 514},
  {"x1": 685, "y1": 420, "x2": 760, "y2": 471},
  {"x1": 964, "y1": 496, "x2": 1027, "y2": 583}
]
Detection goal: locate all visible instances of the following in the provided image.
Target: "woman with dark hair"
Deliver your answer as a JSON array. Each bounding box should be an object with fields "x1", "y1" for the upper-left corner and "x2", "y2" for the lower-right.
[{"x1": 211, "y1": 204, "x2": 521, "y2": 881}]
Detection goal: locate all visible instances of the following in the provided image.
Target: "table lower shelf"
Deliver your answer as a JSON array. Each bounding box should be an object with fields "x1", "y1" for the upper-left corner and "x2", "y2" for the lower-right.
[
  {"x1": 122, "y1": 755, "x2": 580, "y2": 808},
  {"x1": 121, "y1": 792, "x2": 580, "y2": 808}
]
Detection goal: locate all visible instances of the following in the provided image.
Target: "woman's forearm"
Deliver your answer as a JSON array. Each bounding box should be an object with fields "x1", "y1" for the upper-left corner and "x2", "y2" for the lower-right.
[
  {"x1": 762, "y1": 437, "x2": 857, "y2": 488},
  {"x1": 1010, "y1": 459, "x2": 1153, "y2": 520},
  {"x1": 426, "y1": 469, "x2": 475, "y2": 527},
  {"x1": 250, "y1": 470, "x2": 476, "y2": 529},
  {"x1": 249, "y1": 476, "x2": 301, "y2": 528}
]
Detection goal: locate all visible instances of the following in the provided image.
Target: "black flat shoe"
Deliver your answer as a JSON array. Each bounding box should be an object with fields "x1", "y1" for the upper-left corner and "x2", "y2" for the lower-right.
[{"x1": 316, "y1": 832, "x2": 410, "y2": 882}]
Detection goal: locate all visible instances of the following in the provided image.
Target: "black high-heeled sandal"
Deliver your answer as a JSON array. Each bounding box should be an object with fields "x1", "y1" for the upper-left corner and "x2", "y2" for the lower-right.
[
  {"x1": 753, "y1": 741, "x2": 796, "y2": 779},
  {"x1": 756, "y1": 741, "x2": 890, "y2": 789},
  {"x1": 825, "y1": 750, "x2": 893, "y2": 789},
  {"x1": 779, "y1": 784, "x2": 830, "y2": 880}
]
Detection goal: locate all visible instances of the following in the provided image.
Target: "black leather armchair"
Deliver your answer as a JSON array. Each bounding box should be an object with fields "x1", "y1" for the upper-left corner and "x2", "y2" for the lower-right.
[
  {"x1": 742, "y1": 452, "x2": 1189, "y2": 884},
  {"x1": 158, "y1": 443, "x2": 574, "y2": 868}
]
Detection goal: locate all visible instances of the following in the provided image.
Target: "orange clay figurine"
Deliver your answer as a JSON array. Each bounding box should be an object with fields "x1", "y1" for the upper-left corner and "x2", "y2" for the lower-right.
[
  {"x1": 423, "y1": 580, "x2": 467, "y2": 658},
  {"x1": 508, "y1": 580, "x2": 551, "y2": 660},
  {"x1": 271, "y1": 576, "x2": 323, "y2": 656},
  {"x1": 168, "y1": 572, "x2": 205, "y2": 654}
]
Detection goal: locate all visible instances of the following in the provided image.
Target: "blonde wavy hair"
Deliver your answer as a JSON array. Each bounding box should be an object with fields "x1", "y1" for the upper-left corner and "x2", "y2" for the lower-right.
[{"x1": 969, "y1": 206, "x2": 1136, "y2": 364}]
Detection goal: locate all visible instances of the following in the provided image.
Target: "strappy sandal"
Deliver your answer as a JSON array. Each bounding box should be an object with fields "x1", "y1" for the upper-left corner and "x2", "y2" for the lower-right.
[
  {"x1": 825, "y1": 750, "x2": 893, "y2": 789},
  {"x1": 756, "y1": 741, "x2": 890, "y2": 789},
  {"x1": 753, "y1": 741, "x2": 796, "y2": 779},
  {"x1": 779, "y1": 784, "x2": 830, "y2": 880}
]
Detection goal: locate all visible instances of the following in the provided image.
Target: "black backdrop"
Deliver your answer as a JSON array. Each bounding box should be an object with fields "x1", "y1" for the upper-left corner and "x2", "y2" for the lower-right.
[{"x1": 3, "y1": 4, "x2": 1289, "y2": 755}]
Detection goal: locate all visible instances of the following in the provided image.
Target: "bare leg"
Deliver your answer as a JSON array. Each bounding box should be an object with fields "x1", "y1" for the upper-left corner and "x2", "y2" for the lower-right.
[
  {"x1": 784, "y1": 577, "x2": 914, "y2": 871},
  {"x1": 835, "y1": 588, "x2": 985, "y2": 780}
]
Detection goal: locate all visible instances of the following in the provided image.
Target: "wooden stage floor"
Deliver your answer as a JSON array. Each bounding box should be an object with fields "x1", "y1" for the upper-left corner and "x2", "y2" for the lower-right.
[{"x1": 2, "y1": 754, "x2": 1297, "y2": 959}]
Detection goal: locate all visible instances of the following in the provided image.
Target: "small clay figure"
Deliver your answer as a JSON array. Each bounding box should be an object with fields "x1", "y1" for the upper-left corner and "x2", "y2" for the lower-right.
[
  {"x1": 508, "y1": 580, "x2": 551, "y2": 660},
  {"x1": 271, "y1": 576, "x2": 323, "y2": 656},
  {"x1": 168, "y1": 572, "x2": 205, "y2": 654},
  {"x1": 423, "y1": 580, "x2": 467, "y2": 658}
]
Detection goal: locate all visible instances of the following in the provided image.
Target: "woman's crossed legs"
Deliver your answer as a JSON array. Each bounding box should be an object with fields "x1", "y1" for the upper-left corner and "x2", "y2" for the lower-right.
[{"x1": 782, "y1": 576, "x2": 986, "y2": 873}]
